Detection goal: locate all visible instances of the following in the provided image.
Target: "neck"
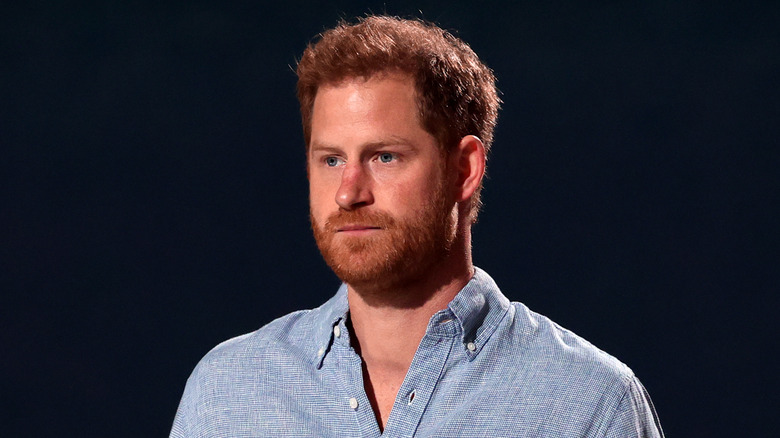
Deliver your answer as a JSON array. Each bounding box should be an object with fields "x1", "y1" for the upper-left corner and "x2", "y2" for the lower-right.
[
  {"x1": 347, "y1": 226, "x2": 474, "y2": 369},
  {"x1": 344, "y1": 214, "x2": 474, "y2": 431}
]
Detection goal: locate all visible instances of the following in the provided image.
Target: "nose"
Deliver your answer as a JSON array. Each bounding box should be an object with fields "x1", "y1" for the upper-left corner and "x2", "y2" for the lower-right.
[{"x1": 335, "y1": 162, "x2": 374, "y2": 210}]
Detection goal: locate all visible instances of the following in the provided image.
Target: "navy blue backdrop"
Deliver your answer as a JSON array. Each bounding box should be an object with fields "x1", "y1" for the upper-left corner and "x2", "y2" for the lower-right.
[{"x1": 3, "y1": 1, "x2": 778, "y2": 436}]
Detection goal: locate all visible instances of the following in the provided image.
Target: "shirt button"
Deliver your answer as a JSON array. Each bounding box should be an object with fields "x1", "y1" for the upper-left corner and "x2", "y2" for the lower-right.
[
  {"x1": 349, "y1": 397, "x2": 359, "y2": 410},
  {"x1": 317, "y1": 347, "x2": 325, "y2": 356},
  {"x1": 466, "y1": 342, "x2": 476, "y2": 352},
  {"x1": 333, "y1": 325, "x2": 341, "y2": 338}
]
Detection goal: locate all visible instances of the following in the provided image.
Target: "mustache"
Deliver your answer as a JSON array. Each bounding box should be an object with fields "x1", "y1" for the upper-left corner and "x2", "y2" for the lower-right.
[{"x1": 324, "y1": 209, "x2": 396, "y2": 231}]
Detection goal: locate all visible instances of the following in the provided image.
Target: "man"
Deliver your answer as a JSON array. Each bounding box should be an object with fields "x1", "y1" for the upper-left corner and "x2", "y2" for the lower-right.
[{"x1": 171, "y1": 16, "x2": 664, "y2": 437}]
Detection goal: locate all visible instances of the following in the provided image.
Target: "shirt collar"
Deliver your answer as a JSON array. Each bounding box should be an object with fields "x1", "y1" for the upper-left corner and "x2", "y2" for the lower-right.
[
  {"x1": 311, "y1": 283, "x2": 349, "y2": 369},
  {"x1": 311, "y1": 267, "x2": 511, "y2": 368},
  {"x1": 443, "y1": 267, "x2": 511, "y2": 360}
]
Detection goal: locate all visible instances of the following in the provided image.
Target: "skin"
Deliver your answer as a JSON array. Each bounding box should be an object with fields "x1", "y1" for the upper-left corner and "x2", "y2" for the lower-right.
[{"x1": 307, "y1": 72, "x2": 486, "y2": 430}]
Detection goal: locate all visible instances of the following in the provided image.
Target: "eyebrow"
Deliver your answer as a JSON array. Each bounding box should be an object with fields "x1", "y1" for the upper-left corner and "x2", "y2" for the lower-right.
[
  {"x1": 308, "y1": 143, "x2": 342, "y2": 154},
  {"x1": 310, "y1": 136, "x2": 418, "y2": 153}
]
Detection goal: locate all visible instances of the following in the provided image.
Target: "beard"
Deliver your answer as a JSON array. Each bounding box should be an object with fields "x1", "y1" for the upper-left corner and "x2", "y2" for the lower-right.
[{"x1": 310, "y1": 178, "x2": 456, "y2": 296}]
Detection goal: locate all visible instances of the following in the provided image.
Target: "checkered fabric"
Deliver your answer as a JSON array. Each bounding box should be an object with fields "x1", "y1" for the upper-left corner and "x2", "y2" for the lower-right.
[{"x1": 171, "y1": 268, "x2": 663, "y2": 437}]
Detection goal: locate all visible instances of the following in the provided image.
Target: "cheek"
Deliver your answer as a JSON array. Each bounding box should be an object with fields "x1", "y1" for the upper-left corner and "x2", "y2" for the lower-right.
[
  {"x1": 309, "y1": 172, "x2": 338, "y2": 201},
  {"x1": 308, "y1": 184, "x2": 329, "y2": 218},
  {"x1": 383, "y1": 180, "x2": 435, "y2": 211}
]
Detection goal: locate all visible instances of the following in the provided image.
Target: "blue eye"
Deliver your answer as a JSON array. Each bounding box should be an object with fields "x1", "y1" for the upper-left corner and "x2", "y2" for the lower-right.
[
  {"x1": 325, "y1": 157, "x2": 340, "y2": 167},
  {"x1": 378, "y1": 153, "x2": 395, "y2": 163}
]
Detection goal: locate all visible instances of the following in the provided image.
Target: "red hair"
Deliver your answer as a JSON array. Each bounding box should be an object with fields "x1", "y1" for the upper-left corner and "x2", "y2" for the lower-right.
[{"x1": 296, "y1": 15, "x2": 500, "y2": 219}]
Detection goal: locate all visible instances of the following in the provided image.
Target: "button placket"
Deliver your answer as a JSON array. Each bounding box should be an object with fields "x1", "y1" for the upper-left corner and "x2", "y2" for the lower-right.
[
  {"x1": 382, "y1": 333, "x2": 455, "y2": 436},
  {"x1": 330, "y1": 343, "x2": 382, "y2": 436}
]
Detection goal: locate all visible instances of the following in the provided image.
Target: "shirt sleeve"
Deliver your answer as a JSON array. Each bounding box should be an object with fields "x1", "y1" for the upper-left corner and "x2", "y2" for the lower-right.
[
  {"x1": 604, "y1": 375, "x2": 665, "y2": 438},
  {"x1": 169, "y1": 368, "x2": 199, "y2": 438}
]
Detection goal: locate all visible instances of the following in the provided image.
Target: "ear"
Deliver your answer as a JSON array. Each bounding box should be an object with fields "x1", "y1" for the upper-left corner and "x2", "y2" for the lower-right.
[{"x1": 451, "y1": 135, "x2": 486, "y2": 203}]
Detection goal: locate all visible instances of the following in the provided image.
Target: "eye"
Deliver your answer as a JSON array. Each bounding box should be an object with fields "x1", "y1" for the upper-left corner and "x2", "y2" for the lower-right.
[
  {"x1": 378, "y1": 152, "x2": 396, "y2": 163},
  {"x1": 325, "y1": 156, "x2": 342, "y2": 167}
]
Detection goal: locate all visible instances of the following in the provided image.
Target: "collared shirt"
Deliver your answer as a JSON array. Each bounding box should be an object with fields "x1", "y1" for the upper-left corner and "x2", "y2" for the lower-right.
[{"x1": 171, "y1": 268, "x2": 664, "y2": 437}]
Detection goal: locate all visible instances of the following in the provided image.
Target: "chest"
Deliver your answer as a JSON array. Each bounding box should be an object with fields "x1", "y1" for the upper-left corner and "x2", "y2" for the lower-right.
[{"x1": 190, "y1": 332, "x2": 617, "y2": 437}]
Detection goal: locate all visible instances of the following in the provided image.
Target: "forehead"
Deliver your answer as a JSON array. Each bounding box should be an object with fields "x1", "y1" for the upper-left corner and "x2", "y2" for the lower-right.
[
  {"x1": 317, "y1": 70, "x2": 418, "y2": 99},
  {"x1": 314, "y1": 73, "x2": 417, "y2": 115},
  {"x1": 309, "y1": 73, "x2": 430, "y2": 146}
]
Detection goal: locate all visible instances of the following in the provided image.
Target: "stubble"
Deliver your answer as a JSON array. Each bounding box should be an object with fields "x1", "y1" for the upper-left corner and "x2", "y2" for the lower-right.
[{"x1": 311, "y1": 177, "x2": 456, "y2": 302}]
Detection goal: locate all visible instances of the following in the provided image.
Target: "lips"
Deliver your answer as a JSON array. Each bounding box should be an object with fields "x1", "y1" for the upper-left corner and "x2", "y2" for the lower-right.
[
  {"x1": 324, "y1": 210, "x2": 396, "y2": 234},
  {"x1": 336, "y1": 224, "x2": 381, "y2": 232}
]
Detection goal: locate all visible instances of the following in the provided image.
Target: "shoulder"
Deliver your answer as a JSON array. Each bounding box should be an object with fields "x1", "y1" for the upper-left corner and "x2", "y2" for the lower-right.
[
  {"x1": 468, "y1": 268, "x2": 636, "y2": 390},
  {"x1": 200, "y1": 310, "x2": 310, "y2": 362},
  {"x1": 503, "y1": 302, "x2": 637, "y2": 394},
  {"x1": 171, "y1": 294, "x2": 345, "y2": 437},
  {"x1": 479, "y1": 302, "x2": 663, "y2": 434},
  {"x1": 190, "y1": 291, "x2": 343, "y2": 377},
  {"x1": 509, "y1": 309, "x2": 665, "y2": 437}
]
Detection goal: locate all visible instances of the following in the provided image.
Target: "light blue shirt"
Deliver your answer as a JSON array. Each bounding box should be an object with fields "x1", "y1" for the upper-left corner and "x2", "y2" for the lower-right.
[{"x1": 171, "y1": 268, "x2": 663, "y2": 437}]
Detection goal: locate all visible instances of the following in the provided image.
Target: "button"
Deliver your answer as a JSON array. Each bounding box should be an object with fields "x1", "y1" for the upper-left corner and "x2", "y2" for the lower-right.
[
  {"x1": 333, "y1": 325, "x2": 341, "y2": 338},
  {"x1": 317, "y1": 347, "x2": 325, "y2": 356},
  {"x1": 349, "y1": 397, "x2": 359, "y2": 410},
  {"x1": 466, "y1": 342, "x2": 476, "y2": 351}
]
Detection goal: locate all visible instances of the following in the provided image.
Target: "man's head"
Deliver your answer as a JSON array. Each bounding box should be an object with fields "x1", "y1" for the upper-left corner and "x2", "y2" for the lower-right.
[
  {"x1": 298, "y1": 16, "x2": 498, "y2": 295},
  {"x1": 307, "y1": 73, "x2": 458, "y2": 295},
  {"x1": 297, "y1": 15, "x2": 499, "y2": 220}
]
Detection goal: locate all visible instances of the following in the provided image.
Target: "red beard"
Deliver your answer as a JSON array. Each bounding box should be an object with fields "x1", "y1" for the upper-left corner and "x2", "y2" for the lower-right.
[{"x1": 311, "y1": 181, "x2": 455, "y2": 292}]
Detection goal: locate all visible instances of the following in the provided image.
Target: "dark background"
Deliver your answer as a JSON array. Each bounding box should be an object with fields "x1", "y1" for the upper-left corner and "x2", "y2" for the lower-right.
[{"x1": 3, "y1": 1, "x2": 778, "y2": 436}]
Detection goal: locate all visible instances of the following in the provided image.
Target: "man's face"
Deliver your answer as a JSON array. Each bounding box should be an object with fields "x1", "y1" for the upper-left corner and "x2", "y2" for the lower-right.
[{"x1": 308, "y1": 73, "x2": 457, "y2": 291}]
